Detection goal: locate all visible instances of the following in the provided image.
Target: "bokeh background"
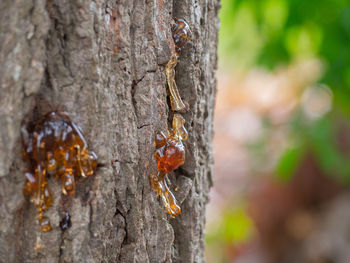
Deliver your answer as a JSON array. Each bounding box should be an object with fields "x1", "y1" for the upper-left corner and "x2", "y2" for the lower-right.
[{"x1": 206, "y1": 0, "x2": 350, "y2": 262}]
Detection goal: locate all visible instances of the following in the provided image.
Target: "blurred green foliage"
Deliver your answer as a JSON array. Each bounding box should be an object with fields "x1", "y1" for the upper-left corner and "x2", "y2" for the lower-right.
[
  {"x1": 219, "y1": 0, "x2": 350, "y2": 92},
  {"x1": 206, "y1": 205, "x2": 253, "y2": 244},
  {"x1": 276, "y1": 111, "x2": 350, "y2": 182},
  {"x1": 206, "y1": 205, "x2": 254, "y2": 262},
  {"x1": 219, "y1": 0, "x2": 350, "y2": 181},
  {"x1": 209, "y1": 1, "x2": 350, "y2": 261}
]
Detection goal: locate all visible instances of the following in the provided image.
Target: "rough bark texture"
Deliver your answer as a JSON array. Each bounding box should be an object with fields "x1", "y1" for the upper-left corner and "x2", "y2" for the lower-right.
[{"x1": 0, "y1": 0, "x2": 219, "y2": 262}]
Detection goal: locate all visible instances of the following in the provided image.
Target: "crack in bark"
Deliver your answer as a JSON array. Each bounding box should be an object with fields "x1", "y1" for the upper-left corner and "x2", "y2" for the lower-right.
[
  {"x1": 88, "y1": 200, "x2": 94, "y2": 239},
  {"x1": 112, "y1": 159, "x2": 136, "y2": 165},
  {"x1": 137, "y1": 123, "x2": 151, "y2": 129},
  {"x1": 58, "y1": 231, "x2": 65, "y2": 262}
]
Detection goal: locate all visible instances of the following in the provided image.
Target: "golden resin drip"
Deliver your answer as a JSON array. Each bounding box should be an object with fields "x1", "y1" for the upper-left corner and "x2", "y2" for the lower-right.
[
  {"x1": 150, "y1": 113, "x2": 189, "y2": 216},
  {"x1": 22, "y1": 111, "x2": 97, "y2": 231},
  {"x1": 150, "y1": 172, "x2": 181, "y2": 216},
  {"x1": 165, "y1": 18, "x2": 192, "y2": 112}
]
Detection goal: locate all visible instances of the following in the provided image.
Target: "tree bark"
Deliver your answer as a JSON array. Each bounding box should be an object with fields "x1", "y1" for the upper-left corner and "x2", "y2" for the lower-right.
[{"x1": 0, "y1": 0, "x2": 219, "y2": 262}]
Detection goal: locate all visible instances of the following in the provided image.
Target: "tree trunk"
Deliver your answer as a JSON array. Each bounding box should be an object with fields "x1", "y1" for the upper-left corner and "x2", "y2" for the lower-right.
[{"x1": 0, "y1": 0, "x2": 219, "y2": 262}]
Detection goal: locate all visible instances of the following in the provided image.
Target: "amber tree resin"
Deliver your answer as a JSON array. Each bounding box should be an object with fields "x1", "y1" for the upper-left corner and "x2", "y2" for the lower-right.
[
  {"x1": 150, "y1": 114, "x2": 188, "y2": 216},
  {"x1": 22, "y1": 111, "x2": 97, "y2": 231},
  {"x1": 165, "y1": 18, "x2": 192, "y2": 112}
]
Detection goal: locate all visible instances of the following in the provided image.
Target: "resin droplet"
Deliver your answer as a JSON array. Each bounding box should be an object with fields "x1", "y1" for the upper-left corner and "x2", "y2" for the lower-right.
[
  {"x1": 151, "y1": 115, "x2": 188, "y2": 216},
  {"x1": 38, "y1": 215, "x2": 51, "y2": 232},
  {"x1": 172, "y1": 114, "x2": 188, "y2": 141},
  {"x1": 154, "y1": 131, "x2": 185, "y2": 174},
  {"x1": 22, "y1": 111, "x2": 98, "y2": 232},
  {"x1": 172, "y1": 18, "x2": 192, "y2": 54}
]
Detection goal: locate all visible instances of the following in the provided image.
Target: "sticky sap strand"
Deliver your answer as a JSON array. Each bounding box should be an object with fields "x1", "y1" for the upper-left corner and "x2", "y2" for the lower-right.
[{"x1": 166, "y1": 18, "x2": 191, "y2": 112}]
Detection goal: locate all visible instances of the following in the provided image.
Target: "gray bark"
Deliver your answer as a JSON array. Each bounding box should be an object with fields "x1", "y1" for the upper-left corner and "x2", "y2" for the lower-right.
[{"x1": 0, "y1": 0, "x2": 219, "y2": 262}]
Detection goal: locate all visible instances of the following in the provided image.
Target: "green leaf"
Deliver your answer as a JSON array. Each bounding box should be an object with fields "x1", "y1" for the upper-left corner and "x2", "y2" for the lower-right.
[{"x1": 276, "y1": 145, "x2": 304, "y2": 181}]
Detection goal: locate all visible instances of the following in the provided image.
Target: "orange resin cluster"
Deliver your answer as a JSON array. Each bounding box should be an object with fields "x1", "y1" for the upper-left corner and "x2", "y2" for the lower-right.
[
  {"x1": 150, "y1": 114, "x2": 188, "y2": 216},
  {"x1": 166, "y1": 18, "x2": 192, "y2": 112},
  {"x1": 22, "y1": 111, "x2": 97, "y2": 231}
]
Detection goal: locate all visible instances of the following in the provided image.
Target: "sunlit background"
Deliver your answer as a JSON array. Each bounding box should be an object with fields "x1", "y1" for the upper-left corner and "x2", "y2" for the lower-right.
[{"x1": 206, "y1": 0, "x2": 350, "y2": 262}]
